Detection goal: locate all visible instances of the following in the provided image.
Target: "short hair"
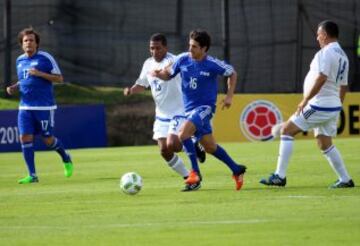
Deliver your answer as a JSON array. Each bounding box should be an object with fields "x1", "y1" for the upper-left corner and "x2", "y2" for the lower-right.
[
  {"x1": 17, "y1": 27, "x2": 40, "y2": 48},
  {"x1": 318, "y1": 20, "x2": 339, "y2": 38},
  {"x1": 189, "y1": 29, "x2": 211, "y2": 52},
  {"x1": 150, "y1": 33, "x2": 167, "y2": 46}
]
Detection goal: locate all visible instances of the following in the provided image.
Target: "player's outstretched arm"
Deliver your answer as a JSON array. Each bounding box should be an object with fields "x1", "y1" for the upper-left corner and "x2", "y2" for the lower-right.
[
  {"x1": 123, "y1": 84, "x2": 145, "y2": 96},
  {"x1": 28, "y1": 68, "x2": 63, "y2": 83},
  {"x1": 150, "y1": 68, "x2": 171, "y2": 81}
]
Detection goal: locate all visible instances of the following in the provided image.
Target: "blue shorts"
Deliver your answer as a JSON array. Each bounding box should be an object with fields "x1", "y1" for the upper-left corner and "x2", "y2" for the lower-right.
[
  {"x1": 18, "y1": 110, "x2": 55, "y2": 137},
  {"x1": 186, "y1": 105, "x2": 213, "y2": 139}
]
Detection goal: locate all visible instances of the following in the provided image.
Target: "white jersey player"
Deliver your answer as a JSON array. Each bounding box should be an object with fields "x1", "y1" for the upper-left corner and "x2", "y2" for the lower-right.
[
  {"x1": 260, "y1": 20, "x2": 354, "y2": 188},
  {"x1": 136, "y1": 52, "x2": 185, "y2": 140},
  {"x1": 124, "y1": 33, "x2": 205, "y2": 191}
]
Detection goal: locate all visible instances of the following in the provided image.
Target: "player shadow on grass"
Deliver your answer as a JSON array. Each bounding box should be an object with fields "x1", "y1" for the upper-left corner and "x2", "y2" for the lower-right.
[{"x1": 258, "y1": 185, "x2": 335, "y2": 190}]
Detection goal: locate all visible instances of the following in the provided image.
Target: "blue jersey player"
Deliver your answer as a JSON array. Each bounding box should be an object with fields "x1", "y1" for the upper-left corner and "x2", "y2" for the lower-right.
[
  {"x1": 6, "y1": 27, "x2": 73, "y2": 184},
  {"x1": 152, "y1": 29, "x2": 246, "y2": 191}
]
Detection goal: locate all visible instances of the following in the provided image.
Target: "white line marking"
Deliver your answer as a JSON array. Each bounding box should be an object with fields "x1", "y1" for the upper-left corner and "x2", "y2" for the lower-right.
[{"x1": 0, "y1": 219, "x2": 269, "y2": 230}]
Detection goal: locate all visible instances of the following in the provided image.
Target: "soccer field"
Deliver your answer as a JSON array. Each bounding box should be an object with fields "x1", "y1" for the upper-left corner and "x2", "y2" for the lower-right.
[{"x1": 0, "y1": 138, "x2": 359, "y2": 245}]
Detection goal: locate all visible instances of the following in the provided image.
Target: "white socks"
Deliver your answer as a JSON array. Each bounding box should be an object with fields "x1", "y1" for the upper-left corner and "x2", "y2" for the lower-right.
[
  {"x1": 275, "y1": 136, "x2": 351, "y2": 182},
  {"x1": 167, "y1": 154, "x2": 189, "y2": 178},
  {"x1": 275, "y1": 135, "x2": 294, "y2": 178},
  {"x1": 323, "y1": 145, "x2": 351, "y2": 182}
]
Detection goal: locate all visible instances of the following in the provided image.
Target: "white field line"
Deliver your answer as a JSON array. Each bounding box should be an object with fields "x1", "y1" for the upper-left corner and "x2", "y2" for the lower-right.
[
  {"x1": 286, "y1": 195, "x2": 326, "y2": 199},
  {"x1": 0, "y1": 219, "x2": 269, "y2": 230},
  {"x1": 286, "y1": 195, "x2": 357, "y2": 199}
]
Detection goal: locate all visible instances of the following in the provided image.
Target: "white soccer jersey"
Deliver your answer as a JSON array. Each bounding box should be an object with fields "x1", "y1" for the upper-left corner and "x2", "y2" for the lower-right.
[
  {"x1": 304, "y1": 42, "x2": 348, "y2": 108},
  {"x1": 136, "y1": 52, "x2": 185, "y2": 119}
]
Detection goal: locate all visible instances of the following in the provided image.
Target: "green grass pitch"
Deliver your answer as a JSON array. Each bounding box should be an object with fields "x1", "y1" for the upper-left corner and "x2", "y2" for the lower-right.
[{"x1": 0, "y1": 138, "x2": 359, "y2": 245}]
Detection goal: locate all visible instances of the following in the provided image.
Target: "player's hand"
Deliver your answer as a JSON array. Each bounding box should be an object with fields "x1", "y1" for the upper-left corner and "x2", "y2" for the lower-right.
[
  {"x1": 221, "y1": 96, "x2": 232, "y2": 110},
  {"x1": 6, "y1": 83, "x2": 19, "y2": 95},
  {"x1": 28, "y1": 68, "x2": 41, "y2": 77},
  {"x1": 150, "y1": 69, "x2": 161, "y2": 77},
  {"x1": 296, "y1": 98, "x2": 308, "y2": 115},
  {"x1": 123, "y1": 87, "x2": 131, "y2": 96}
]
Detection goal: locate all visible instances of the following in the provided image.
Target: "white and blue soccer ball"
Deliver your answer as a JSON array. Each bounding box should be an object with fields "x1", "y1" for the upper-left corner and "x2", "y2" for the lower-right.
[
  {"x1": 271, "y1": 122, "x2": 284, "y2": 139},
  {"x1": 120, "y1": 172, "x2": 143, "y2": 195}
]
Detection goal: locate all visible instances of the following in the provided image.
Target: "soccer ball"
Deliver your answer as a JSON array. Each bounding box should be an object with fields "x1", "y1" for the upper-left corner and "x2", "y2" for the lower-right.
[
  {"x1": 271, "y1": 122, "x2": 284, "y2": 139},
  {"x1": 119, "y1": 172, "x2": 143, "y2": 195}
]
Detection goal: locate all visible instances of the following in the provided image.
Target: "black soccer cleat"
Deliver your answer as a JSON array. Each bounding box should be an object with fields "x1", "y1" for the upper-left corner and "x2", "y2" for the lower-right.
[
  {"x1": 194, "y1": 141, "x2": 206, "y2": 163},
  {"x1": 182, "y1": 181, "x2": 201, "y2": 192},
  {"x1": 329, "y1": 179, "x2": 355, "y2": 188},
  {"x1": 259, "y1": 173, "x2": 286, "y2": 187}
]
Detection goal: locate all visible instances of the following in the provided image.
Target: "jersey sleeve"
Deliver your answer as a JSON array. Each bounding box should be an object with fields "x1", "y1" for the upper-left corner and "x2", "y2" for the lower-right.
[
  {"x1": 169, "y1": 59, "x2": 180, "y2": 79},
  {"x1": 169, "y1": 53, "x2": 186, "y2": 79},
  {"x1": 211, "y1": 57, "x2": 234, "y2": 76},
  {"x1": 135, "y1": 60, "x2": 150, "y2": 88},
  {"x1": 318, "y1": 49, "x2": 332, "y2": 77},
  {"x1": 40, "y1": 51, "x2": 62, "y2": 75},
  {"x1": 50, "y1": 60, "x2": 61, "y2": 75}
]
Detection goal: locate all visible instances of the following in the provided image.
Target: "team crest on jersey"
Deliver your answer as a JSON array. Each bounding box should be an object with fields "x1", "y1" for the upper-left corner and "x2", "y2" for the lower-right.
[{"x1": 239, "y1": 100, "x2": 282, "y2": 141}]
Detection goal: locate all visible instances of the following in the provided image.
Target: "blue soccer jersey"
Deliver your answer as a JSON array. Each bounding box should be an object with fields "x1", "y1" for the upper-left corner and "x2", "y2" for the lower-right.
[
  {"x1": 16, "y1": 50, "x2": 61, "y2": 110},
  {"x1": 170, "y1": 52, "x2": 234, "y2": 112}
]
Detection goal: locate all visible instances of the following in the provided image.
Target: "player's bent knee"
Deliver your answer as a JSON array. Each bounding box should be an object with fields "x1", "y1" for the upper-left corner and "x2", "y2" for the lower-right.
[
  {"x1": 160, "y1": 147, "x2": 173, "y2": 159},
  {"x1": 178, "y1": 132, "x2": 188, "y2": 142},
  {"x1": 316, "y1": 136, "x2": 332, "y2": 151},
  {"x1": 281, "y1": 121, "x2": 300, "y2": 136},
  {"x1": 169, "y1": 143, "x2": 182, "y2": 153},
  {"x1": 166, "y1": 137, "x2": 182, "y2": 153},
  {"x1": 20, "y1": 134, "x2": 34, "y2": 143},
  {"x1": 42, "y1": 136, "x2": 55, "y2": 147},
  {"x1": 280, "y1": 123, "x2": 291, "y2": 135},
  {"x1": 203, "y1": 143, "x2": 217, "y2": 154}
]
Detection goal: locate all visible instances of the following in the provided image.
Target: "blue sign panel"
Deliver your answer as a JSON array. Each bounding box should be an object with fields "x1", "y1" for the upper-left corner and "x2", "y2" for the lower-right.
[{"x1": 0, "y1": 105, "x2": 107, "y2": 152}]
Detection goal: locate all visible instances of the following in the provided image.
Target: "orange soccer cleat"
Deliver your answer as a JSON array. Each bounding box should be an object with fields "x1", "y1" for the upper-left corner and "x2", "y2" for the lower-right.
[
  {"x1": 233, "y1": 165, "x2": 246, "y2": 190},
  {"x1": 185, "y1": 170, "x2": 201, "y2": 185},
  {"x1": 232, "y1": 174, "x2": 244, "y2": 190}
]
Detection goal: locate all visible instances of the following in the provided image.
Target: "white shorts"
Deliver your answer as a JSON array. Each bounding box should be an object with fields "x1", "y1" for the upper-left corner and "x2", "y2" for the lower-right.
[
  {"x1": 290, "y1": 104, "x2": 340, "y2": 137},
  {"x1": 152, "y1": 116, "x2": 186, "y2": 140}
]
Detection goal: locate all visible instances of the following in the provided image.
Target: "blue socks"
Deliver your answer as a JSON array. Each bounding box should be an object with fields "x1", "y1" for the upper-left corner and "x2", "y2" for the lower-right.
[
  {"x1": 183, "y1": 140, "x2": 239, "y2": 175},
  {"x1": 212, "y1": 145, "x2": 240, "y2": 174},
  {"x1": 21, "y1": 142, "x2": 36, "y2": 177},
  {"x1": 182, "y1": 138, "x2": 200, "y2": 174},
  {"x1": 49, "y1": 138, "x2": 70, "y2": 163}
]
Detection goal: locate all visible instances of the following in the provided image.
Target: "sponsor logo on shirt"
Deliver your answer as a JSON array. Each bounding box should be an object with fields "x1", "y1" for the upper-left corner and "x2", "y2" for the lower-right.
[{"x1": 200, "y1": 71, "x2": 210, "y2": 76}]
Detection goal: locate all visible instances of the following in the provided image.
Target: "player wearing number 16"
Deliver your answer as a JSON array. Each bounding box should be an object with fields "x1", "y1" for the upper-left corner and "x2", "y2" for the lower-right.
[
  {"x1": 152, "y1": 29, "x2": 246, "y2": 191},
  {"x1": 6, "y1": 27, "x2": 73, "y2": 184}
]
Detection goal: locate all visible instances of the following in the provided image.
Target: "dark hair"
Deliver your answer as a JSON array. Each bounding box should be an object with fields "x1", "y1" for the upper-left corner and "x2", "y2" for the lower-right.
[
  {"x1": 18, "y1": 27, "x2": 40, "y2": 48},
  {"x1": 189, "y1": 29, "x2": 211, "y2": 52},
  {"x1": 150, "y1": 33, "x2": 167, "y2": 46},
  {"x1": 318, "y1": 20, "x2": 339, "y2": 38}
]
